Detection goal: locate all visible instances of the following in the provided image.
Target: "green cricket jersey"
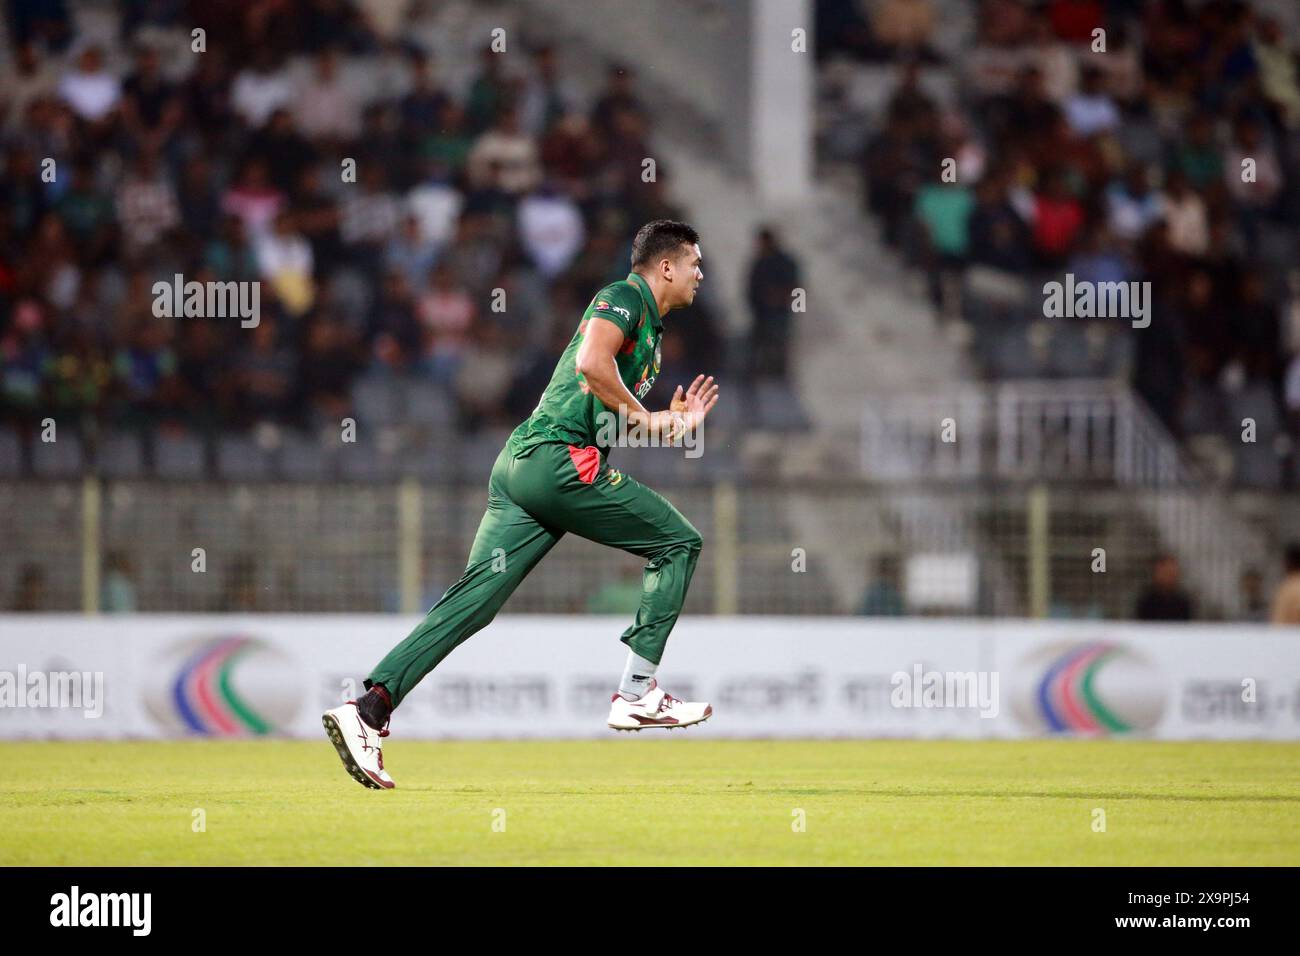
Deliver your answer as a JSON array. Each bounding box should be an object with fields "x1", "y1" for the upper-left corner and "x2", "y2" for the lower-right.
[{"x1": 506, "y1": 271, "x2": 664, "y2": 458}]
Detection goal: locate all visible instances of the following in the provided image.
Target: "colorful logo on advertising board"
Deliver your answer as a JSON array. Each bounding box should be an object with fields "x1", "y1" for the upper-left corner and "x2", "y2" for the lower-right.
[
  {"x1": 1009, "y1": 641, "x2": 1166, "y2": 735},
  {"x1": 144, "y1": 636, "x2": 302, "y2": 736}
]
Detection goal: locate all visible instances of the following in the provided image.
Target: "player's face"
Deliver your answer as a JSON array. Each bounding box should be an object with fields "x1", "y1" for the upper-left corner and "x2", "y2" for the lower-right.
[{"x1": 674, "y1": 243, "x2": 703, "y2": 307}]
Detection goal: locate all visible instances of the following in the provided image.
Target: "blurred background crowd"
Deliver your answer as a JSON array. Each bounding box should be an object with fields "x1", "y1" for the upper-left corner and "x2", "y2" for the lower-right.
[
  {"x1": 819, "y1": 0, "x2": 1300, "y2": 487},
  {"x1": 0, "y1": 0, "x2": 735, "y2": 471}
]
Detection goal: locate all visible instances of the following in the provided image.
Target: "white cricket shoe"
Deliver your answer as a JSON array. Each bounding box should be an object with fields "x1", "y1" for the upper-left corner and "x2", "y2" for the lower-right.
[
  {"x1": 322, "y1": 701, "x2": 395, "y2": 790},
  {"x1": 607, "y1": 680, "x2": 712, "y2": 731}
]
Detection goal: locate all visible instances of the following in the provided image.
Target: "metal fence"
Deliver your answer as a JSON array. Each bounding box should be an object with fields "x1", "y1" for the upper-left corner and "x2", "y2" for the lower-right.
[{"x1": 2, "y1": 474, "x2": 1280, "y2": 621}]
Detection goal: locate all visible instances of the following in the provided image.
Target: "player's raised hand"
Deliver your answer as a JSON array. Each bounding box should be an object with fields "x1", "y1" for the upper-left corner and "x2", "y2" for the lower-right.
[{"x1": 672, "y1": 374, "x2": 719, "y2": 428}]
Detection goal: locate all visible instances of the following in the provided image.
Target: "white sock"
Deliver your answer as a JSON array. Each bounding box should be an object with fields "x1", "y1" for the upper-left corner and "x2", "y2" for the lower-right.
[{"x1": 618, "y1": 651, "x2": 658, "y2": 700}]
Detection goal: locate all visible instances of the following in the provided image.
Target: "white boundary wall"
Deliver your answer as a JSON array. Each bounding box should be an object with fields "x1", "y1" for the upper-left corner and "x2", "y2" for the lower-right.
[{"x1": 0, "y1": 616, "x2": 1295, "y2": 740}]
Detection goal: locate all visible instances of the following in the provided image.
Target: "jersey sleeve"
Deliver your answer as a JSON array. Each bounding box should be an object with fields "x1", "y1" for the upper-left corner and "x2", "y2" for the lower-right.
[{"x1": 587, "y1": 284, "x2": 640, "y2": 337}]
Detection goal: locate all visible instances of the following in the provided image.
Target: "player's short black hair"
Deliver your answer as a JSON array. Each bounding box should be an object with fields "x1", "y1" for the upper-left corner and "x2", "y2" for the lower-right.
[{"x1": 630, "y1": 220, "x2": 700, "y2": 270}]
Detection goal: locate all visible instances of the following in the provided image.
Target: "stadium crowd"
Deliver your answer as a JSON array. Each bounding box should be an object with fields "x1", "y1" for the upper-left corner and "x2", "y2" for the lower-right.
[
  {"x1": 818, "y1": 0, "x2": 1300, "y2": 487},
  {"x1": 0, "y1": 0, "x2": 726, "y2": 470}
]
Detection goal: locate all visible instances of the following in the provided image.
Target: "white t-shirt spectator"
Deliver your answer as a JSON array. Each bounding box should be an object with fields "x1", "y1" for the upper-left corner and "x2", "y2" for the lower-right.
[
  {"x1": 407, "y1": 182, "x2": 463, "y2": 252},
  {"x1": 1063, "y1": 91, "x2": 1120, "y2": 137},
  {"x1": 116, "y1": 172, "x2": 179, "y2": 252},
  {"x1": 1106, "y1": 184, "x2": 1163, "y2": 241},
  {"x1": 340, "y1": 190, "x2": 401, "y2": 245},
  {"x1": 256, "y1": 230, "x2": 315, "y2": 315},
  {"x1": 1159, "y1": 192, "x2": 1209, "y2": 255},
  {"x1": 294, "y1": 71, "x2": 361, "y2": 140},
  {"x1": 58, "y1": 66, "x2": 121, "y2": 121},
  {"x1": 231, "y1": 67, "x2": 293, "y2": 128},
  {"x1": 468, "y1": 130, "x2": 541, "y2": 194},
  {"x1": 518, "y1": 191, "x2": 584, "y2": 278}
]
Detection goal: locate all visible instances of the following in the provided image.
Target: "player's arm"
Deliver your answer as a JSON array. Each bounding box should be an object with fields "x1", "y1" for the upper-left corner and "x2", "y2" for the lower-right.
[{"x1": 576, "y1": 317, "x2": 718, "y2": 441}]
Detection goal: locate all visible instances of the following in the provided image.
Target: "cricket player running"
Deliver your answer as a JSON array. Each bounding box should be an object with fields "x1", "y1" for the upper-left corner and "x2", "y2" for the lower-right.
[{"x1": 324, "y1": 220, "x2": 720, "y2": 789}]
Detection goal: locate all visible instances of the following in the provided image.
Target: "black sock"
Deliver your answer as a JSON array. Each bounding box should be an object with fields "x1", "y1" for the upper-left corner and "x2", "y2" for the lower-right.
[{"x1": 357, "y1": 684, "x2": 392, "y2": 731}]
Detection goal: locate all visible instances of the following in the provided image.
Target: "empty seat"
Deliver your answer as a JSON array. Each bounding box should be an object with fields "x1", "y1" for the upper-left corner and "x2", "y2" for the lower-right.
[
  {"x1": 352, "y1": 374, "x2": 401, "y2": 428},
  {"x1": 31, "y1": 432, "x2": 83, "y2": 477},
  {"x1": 1235, "y1": 442, "x2": 1282, "y2": 488},
  {"x1": 754, "y1": 381, "x2": 810, "y2": 430},
  {"x1": 0, "y1": 426, "x2": 23, "y2": 478},
  {"x1": 402, "y1": 379, "x2": 454, "y2": 428},
  {"x1": 155, "y1": 433, "x2": 207, "y2": 479},
  {"x1": 96, "y1": 430, "x2": 145, "y2": 479},
  {"x1": 278, "y1": 431, "x2": 336, "y2": 480},
  {"x1": 216, "y1": 434, "x2": 274, "y2": 480},
  {"x1": 338, "y1": 440, "x2": 400, "y2": 481},
  {"x1": 986, "y1": 329, "x2": 1040, "y2": 379}
]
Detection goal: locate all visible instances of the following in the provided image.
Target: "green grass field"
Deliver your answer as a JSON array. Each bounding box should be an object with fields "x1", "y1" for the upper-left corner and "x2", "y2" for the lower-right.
[{"x1": 2, "y1": 739, "x2": 1297, "y2": 865}]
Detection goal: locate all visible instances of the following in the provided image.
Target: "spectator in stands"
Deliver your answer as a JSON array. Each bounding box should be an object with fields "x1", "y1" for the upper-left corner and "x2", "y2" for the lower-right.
[
  {"x1": 518, "y1": 44, "x2": 572, "y2": 137},
  {"x1": 384, "y1": 213, "x2": 436, "y2": 294},
  {"x1": 1269, "y1": 544, "x2": 1300, "y2": 624},
  {"x1": 1105, "y1": 163, "x2": 1163, "y2": 244},
  {"x1": 298, "y1": 315, "x2": 362, "y2": 427},
  {"x1": 871, "y1": 0, "x2": 940, "y2": 63},
  {"x1": 1159, "y1": 170, "x2": 1209, "y2": 256},
  {"x1": 368, "y1": 270, "x2": 421, "y2": 371},
  {"x1": 256, "y1": 212, "x2": 316, "y2": 318},
  {"x1": 468, "y1": 105, "x2": 542, "y2": 197},
  {"x1": 120, "y1": 42, "x2": 181, "y2": 155},
  {"x1": 249, "y1": 108, "x2": 320, "y2": 199},
  {"x1": 10, "y1": 564, "x2": 47, "y2": 611},
  {"x1": 294, "y1": 48, "x2": 361, "y2": 143},
  {"x1": 968, "y1": 170, "x2": 1033, "y2": 272},
  {"x1": 417, "y1": 264, "x2": 475, "y2": 389},
  {"x1": 1253, "y1": 16, "x2": 1300, "y2": 129},
  {"x1": 591, "y1": 63, "x2": 643, "y2": 138},
  {"x1": 101, "y1": 550, "x2": 138, "y2": 613},
  {"x1": 338, "y1": 163, "x2": 401, "y2": 276},
  {"x1": 1134, "y1": 554, "x2": 1193, "y2": 621},
  {"x1": 465, "y1": 45, "x2": 511, "y2": 136},
  {"x1": 1029, "y1": 167, "x2": 1085, "y2": 267},
  {"x1": 746, "y1": 227, "x2": 801, "y2": 381},
  {"x1": 115, "y1": 150, "x2": 179, "y2": 257},
  {"x1": 453, "y1": 320, "x2": 515, "y2": 430},
  {"x1": 913, "y1": 176, "x2": 974, "y2": 313},
  {"x1": 421, "y1": 101, "x2": 473, "y2": 175},
  {"x1": 218, "y1": 555, "x2": 260, "y2": 612},
  {"x1": 858, "y1": 555, "x2": 906, "y2": 616},
  {"x1": 221, "y1": 157, "x2": 284, "y2": 243},
  {"x1": 230, "y1": 47, "x2": 292, "y2": 128},
  {"x1": 1237, "y1": 567, "x2": 1268, "y2": 622},
  {"x1": 518, "y1": 180, "x2": 584, "y2": 279},
  {"x1": 1063, "y1": 65, "x2": 1120, "y2": 137},
  {"x1": 231, "y1": 317, "x2": 296, "y2": 429},
  {"x1": 398, "y1": 50, "x2": 448, "y2": 142},
  {"x1": 2, "y1": 42, "x2": 56, "y2": 129},
  {"x1": 57, "y1": 44, "x2": 120, "y2": 125}
]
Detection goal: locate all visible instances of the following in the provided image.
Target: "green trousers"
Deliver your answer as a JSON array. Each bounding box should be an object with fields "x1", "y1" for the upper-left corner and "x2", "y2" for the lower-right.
[{"x1": 367, "y1": 442, "x2": 703, "y2": 707}]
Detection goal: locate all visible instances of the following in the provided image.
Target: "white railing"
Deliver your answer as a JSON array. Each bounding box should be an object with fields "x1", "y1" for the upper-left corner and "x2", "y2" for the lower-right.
[{"x1": 860, "y1": 380, "x2": 1202, "y2": 486}]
